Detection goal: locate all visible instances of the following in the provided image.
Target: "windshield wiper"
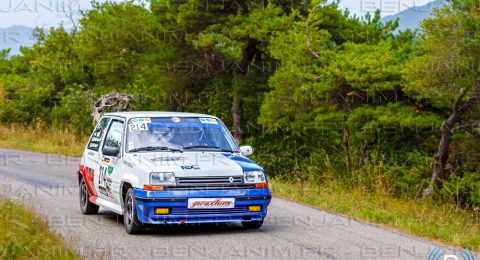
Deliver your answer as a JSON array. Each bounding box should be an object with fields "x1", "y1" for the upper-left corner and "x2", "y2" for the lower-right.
[
  {"x1": 182, "y1": 145, "x2": 233, "y2": 152},
  {"x1": 129, "y1": 146, "x2": 183, "y2": 153}
]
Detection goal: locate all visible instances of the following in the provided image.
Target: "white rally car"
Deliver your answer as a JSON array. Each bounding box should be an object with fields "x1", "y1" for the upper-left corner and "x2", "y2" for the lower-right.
[{"x1": 77, "y1": 112, "x2": 271, "y2": 234}]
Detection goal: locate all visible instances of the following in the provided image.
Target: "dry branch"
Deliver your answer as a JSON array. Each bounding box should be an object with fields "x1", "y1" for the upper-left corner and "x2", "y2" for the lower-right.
[{"x1": 85, "y1": 87, "x2": 133, "y2": 125}]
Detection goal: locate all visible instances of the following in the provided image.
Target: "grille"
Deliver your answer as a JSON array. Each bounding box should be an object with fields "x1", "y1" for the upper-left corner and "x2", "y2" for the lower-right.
[
  {"x1": 166, "y1": 184, "x2": 255, "y2": 190},
  {"x1": 170, "y1": 207, "x2": 248, "y2": 215},
  {"x1": 168, "y1": 176, "x2": 254, "y2": 190},
  {"x1": 177, "y1": 176, "x2": 243, "y2": 186}
]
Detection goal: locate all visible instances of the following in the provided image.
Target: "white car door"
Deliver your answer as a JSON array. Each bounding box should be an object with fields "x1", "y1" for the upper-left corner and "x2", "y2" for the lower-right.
[
  {"x1": 84, "y1": 117, "x2": 111, "y2": 199},
  {"x1": 95, "y1": 118, "x2": 125, "y2": 203}
]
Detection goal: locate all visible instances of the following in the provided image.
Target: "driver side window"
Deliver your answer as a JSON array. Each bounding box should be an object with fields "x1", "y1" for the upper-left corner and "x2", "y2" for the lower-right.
[{"x1": 103, "y1": 120, "x2": 125, "y2": 150}]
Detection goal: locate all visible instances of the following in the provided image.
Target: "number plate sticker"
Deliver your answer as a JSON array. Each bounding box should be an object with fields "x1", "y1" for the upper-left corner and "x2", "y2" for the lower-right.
[
  {"x1": 129, "y1": 118, "x2": 151, "y2": 132},
  {"x1": 188, "y1": 198, "x2": 235, "y2": 209},
  {"x1": 129, "y1": 123, "x2": 149, "y2": 132}
]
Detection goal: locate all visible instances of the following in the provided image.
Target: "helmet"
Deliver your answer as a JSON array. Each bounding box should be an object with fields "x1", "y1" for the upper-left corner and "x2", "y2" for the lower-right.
[{"x1": 151, "y1": 127, "x2": 174, "y2": 142}]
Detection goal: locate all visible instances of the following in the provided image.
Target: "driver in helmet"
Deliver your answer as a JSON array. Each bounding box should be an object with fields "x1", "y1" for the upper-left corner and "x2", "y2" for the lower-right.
[{"x1": 146, "y1": 126, "x2": 178, "y2": 148}]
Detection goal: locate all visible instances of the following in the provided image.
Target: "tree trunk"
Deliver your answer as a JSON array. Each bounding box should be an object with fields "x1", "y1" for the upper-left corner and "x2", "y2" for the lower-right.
[
  {"x1": 423, "y1": 71, "x2": 480, "y2": 198},
  {"x1": 204, "y1": 51, "x2": 220, "y2": 78},
  {"x1": 202, "y1": 39, "x2": 259, "y2": 145},
  {"x1": 232, "y1": 95, "x2": 243, "y2": 143},
  {"x1": 422, "y1": 117, "x2": 457, "y2": 198},
  {"x1": 343, "y1": 123, "x2": 351, "y2": 173},
  {"x1": 230, "y1": 38, "x2": 259, "y2": 144},
  {"x1": 359, "y1": 140, "x2": 369, "y2": 171}
]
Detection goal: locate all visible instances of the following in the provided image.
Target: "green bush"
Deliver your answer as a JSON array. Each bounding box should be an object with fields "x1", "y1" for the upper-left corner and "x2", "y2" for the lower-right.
[
  {"x1": 440, "y1": 171, "x2": 480, "y2": 208},
  {"x1": 50, "y1": 87, "x2": 93, "y2": 135},
  {"x1": 0, "y1": 75, "x2": 52, "y2": 124}
]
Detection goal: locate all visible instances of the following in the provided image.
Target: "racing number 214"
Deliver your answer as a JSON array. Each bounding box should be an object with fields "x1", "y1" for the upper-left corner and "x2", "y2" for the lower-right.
[{"x1": 129, "y1": 123, "x2": 148, "y2": 132}]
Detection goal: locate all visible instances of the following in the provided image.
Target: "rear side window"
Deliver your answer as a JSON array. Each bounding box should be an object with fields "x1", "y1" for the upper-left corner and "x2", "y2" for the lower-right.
[{"x1": 87, "y1": 117, "x2": 110, "y2": 151}]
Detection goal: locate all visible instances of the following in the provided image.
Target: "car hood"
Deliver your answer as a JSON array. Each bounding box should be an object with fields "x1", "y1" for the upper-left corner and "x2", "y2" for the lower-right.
[{"x1": 124, "y1": 152, "x2": 262, "y2": 177}]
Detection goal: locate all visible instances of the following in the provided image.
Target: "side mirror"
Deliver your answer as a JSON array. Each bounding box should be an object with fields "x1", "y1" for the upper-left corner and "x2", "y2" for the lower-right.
[
  {"x1": 102, "y1": 146, "x2": 120, "y2": 157},
  {"x1": 240, "y1": 146, "x2": 253, "y2": 156}
]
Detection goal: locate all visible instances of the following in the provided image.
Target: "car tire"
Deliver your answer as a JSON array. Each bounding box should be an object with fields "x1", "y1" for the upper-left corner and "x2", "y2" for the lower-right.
[
  {"x1": 124, "y1": 188, "x2": 144, "y2": 234},
  {"x1": 79, "y1": 177, "x2": 99, "y2": 215},
  {"x1": 242, "y1": 220, "x2": 263, "y2": 229}
]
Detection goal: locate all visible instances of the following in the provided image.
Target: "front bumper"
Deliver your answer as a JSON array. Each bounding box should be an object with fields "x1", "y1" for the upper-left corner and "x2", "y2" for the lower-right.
[{"x1": 134, "y1": 188, "x2": 271, "y2": 225}]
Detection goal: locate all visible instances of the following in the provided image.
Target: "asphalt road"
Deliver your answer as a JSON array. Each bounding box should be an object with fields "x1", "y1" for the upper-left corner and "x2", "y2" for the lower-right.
[{"x1": 0, "y1": 149, "x2": 461, "y2": 260}]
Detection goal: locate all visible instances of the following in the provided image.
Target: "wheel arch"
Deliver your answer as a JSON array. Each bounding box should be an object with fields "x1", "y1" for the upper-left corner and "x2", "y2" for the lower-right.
[
  {"x1": 120, "y1": 181, "x2": 133, "y2": 209},
  {"x1": 77, "y1": 170, "x2": 83, "y2": 183},
  {"x1": 119, "y1": 173, "x2": 140, "y2": 209}
]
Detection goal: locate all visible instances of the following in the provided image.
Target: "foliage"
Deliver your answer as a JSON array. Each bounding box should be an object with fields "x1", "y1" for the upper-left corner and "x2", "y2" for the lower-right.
[
  {"x1": 404, "y1": 0, "x2": 480, "y2": 197},
  {"x1": 440, "y1": 171, "x2": 480, "y2": 208},
  {"x1": 404, "y1": 4, "x2": 479, "y2": 108}
]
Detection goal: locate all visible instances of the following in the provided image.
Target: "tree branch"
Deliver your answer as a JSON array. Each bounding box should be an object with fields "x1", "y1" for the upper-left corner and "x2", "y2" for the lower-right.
[
  {"x1": 90, "y1": 91, "x2": 133, "y2": 125},
  {"x1": 305, "y1": 5, "x2": 320, "y2": 59}
]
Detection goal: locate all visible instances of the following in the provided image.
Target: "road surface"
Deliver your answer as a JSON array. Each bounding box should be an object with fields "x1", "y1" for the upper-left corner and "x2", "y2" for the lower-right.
[{"x1": 0, "y1": 149, "x2": 461, "y2": 259}]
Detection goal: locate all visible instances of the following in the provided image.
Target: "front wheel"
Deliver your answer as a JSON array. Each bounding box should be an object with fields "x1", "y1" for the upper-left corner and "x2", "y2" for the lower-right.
[
  {"x1": 242, "y1": 220, "x2": 263, "y2": 229},
  {"x1": 79, "y1": 177, "x2": 99, "y2": 215},
  {"x1": 123, "y1": 188, "x2": 144, "y2": 234}
]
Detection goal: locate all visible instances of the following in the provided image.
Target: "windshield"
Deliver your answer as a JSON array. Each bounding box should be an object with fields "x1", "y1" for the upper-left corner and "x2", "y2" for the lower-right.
[{"x1": 126, "y1": 117, "x2": 238, "y2": 152}]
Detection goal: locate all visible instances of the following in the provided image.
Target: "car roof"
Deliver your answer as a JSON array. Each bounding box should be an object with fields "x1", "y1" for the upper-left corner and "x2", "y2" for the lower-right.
[{"x1": 103, "y1": 111, "x2": 218, "y2": 120}]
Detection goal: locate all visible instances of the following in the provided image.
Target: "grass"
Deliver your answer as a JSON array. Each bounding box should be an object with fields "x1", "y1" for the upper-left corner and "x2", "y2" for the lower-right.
[
  {"x1": 0, "y1": 125, "x2": 479, "y2": 250},
  {"x1": 270, "y1": 178, "x2": 480, "y2": 251},
  {"x1": 0, "y1": 199, "x2": 80, "y2": 259},
  {"x1": 0, "y1": 125, "x2": 85, "y2": 156}
]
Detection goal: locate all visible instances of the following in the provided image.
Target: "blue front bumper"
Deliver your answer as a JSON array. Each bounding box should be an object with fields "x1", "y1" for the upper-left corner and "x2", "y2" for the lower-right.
[{"x1": 134, "y1": 188, "x2": 272, "y2": 225}]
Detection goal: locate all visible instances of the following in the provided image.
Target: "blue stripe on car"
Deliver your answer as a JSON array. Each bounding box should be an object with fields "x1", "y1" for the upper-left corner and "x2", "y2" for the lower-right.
[{"x1": 222, "y1": 153, "x2": 264, "y2": 172}]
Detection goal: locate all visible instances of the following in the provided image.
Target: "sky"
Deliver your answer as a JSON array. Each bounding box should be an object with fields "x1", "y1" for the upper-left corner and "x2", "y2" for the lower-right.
[
  {"x1": 337, "y1": 0, "x2": 436, "y2": 18},
  {"x1": 0, "y1": 0, "x2": 437, "y2": 28},
  {"x1": 0, "y1": 0, "x2": 123, "y2": 28}
]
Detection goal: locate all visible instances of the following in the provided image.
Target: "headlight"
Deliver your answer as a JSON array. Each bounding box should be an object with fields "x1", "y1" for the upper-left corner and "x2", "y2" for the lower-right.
[
  {"x1": 150, "y1": 172, "x2": 176, "y2": 185},
  {"x1": 243, "y1": 171, "x2": 266, "y2": 184}
]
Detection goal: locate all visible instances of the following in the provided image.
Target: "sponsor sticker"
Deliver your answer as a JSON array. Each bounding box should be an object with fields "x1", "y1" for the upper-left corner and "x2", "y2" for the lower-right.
[
  {"x1": 123, "y1": 160, "x2": 134, "y2": 168},
  {"x1": 131, "y1": 118, "x2": 152, "y2": 123},
  {"x1": 90, "y1": 137, "x2": 102, "y2": 142},
  {"x1": 199, "y1": 118, "x2": 218, "y2": 124},
  {"x1": 181, "y1": 164, "x2": 201, "y2": 170},
  {"x1": 89, "y1": 143, "x2": 99, "y2": 148},
  {"x1": 98, "y1": 163, "x2": 113, "y2": 197},
  {"x1": 188, "y1": 198, "x2": 235, "y2": 209},
  {"x1": 107, "y1": 165, "x2": 114, "y2": 175}
]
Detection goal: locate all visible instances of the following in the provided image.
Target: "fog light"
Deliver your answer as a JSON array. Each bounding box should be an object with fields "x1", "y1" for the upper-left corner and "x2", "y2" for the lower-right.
[
  {"x1": 248, "y1": 206, "x2": 261, "y2": 212},
  {"x1": 155, "y1": 208, "x2": 170, "y2": 215}
]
